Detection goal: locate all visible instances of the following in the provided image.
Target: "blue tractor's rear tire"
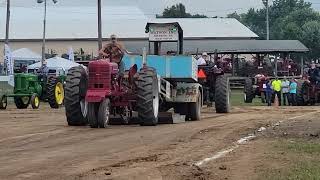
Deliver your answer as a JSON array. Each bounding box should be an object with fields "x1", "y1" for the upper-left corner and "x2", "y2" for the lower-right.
[
  {"x1": 136, "y1": 67, "x2": 159, "y2": 126},
  {"x1": 188, "y1": 93, "x2": 201, "y2": 121}
]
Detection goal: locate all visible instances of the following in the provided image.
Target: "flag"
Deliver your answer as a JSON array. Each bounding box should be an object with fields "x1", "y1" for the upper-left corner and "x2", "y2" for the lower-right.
[
  {"x1": 4, "y1": 44, "x2": 14, "y2": 87},
  {"x1": 68, "y1": 47, "x2": 74, "y2": 61}
]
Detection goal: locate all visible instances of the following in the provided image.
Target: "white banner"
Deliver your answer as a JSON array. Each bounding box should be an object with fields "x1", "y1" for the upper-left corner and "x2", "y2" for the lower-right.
[
  {"x1": 68, "y1": 47, "x2": 74, "y2": 61},
  {"x1": 4, "y1": 44, "x2": 14, "y2": 87},
  {"x1": 4, "y1": 44, "x2": 13, "y2": 75}
]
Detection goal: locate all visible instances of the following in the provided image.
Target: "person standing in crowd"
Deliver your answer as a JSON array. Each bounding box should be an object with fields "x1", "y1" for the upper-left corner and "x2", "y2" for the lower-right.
[
  {"x1": 281, "y1": 76, "x2": 290, "y2": 106},
  {"x1": 264, "y1": 78, "x2": 273, "y2": 106},
  {"x1": 272, "y1": 77, "x2": 282, "y2": 106},
  {"x1": 197, "y1": 52, "x2": 207, "y2": 66},
  {"x1": 308, "y1": 62, "x2": 320, "y2": 84},
  {"x1": 289, "y1": 78, "x2": 298, "y2": 106}
]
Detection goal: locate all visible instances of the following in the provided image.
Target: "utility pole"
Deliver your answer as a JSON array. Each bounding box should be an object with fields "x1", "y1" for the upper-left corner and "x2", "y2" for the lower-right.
[
  {"x1": 262, "y1": 0, "x2": 270, "y2": 40},
  {"x1": 41, "y1": 0, "x2": 47, "y2": 66},
  {"x1": 5, "y1": 0, "x2": 10, "y2": 45},
  {"x1": 98, "y1": 0, "x2": 102, "y2": 52},
  {"x1": 37, "y1": 0, "x2": 58, "y2": 66},
  {"x1": 4, "y1": 0, "x2": 11, "y2": 75}
]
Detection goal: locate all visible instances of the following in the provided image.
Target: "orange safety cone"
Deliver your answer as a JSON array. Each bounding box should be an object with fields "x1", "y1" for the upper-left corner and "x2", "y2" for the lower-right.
[
  {"x1": 273, "y1": 94, "x2": 279, "y2": 107},
  {"x1": 198, "y1": 69, "x2": 207, "y2": 79}
]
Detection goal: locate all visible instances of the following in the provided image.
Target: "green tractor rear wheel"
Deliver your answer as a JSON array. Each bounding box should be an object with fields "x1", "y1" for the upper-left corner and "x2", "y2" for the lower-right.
[
  {"x1": 47, "y1": 77, "x2": 65, "y2": 109},
  {"x1": 0, "y1": 95, "x2": 7, "y2": 110},
  {"x1": 14, "y1": 96, "x2": 30, "y2": 109}
]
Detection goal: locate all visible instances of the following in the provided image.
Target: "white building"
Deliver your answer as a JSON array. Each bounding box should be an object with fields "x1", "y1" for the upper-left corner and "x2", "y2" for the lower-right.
[{"x1": 0, "y1": 6, "x2": 258, "y2": 61}]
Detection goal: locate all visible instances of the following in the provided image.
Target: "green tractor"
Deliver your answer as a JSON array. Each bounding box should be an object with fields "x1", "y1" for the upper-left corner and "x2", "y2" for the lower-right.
[{"x1": 0, "y1": 72, "x2": 65, "y2": 110}]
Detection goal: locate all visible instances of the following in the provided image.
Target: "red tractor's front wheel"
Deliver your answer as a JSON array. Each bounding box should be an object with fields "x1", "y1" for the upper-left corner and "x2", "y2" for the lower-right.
[
  {"x1": 88, "y1": 103, "x2": 99, "y2": 128},
  {"x1": 98, "y1": 99, "x2": 111, "y2": 128}
]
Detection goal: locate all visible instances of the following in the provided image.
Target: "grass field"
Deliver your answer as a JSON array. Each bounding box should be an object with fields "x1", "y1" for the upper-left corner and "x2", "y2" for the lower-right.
[
  {"x1": 260, "y1": 139, "x2": 320, "y2": 180},
  {"x1": 230, "y1": 89, "x2": 264, "y2": 106}
]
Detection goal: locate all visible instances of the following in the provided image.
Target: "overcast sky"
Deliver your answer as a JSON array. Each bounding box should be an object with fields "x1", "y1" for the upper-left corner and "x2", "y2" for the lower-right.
[{"x1": 0, "y1": 0, "x2": 319, "y2": 17}]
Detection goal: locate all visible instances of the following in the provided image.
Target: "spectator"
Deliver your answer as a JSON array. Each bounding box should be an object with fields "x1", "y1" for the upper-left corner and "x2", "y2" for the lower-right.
[
  {"x1": 264, "y1": 79, "x2": 273, "y2": 106},
  {"x1": 289, "y1": 78, "x2": 298, "y2": 106},
  {"x1": 308, "y1": 62, "x2": 320, "y2": 84},
  {"x1": 272, "y1": 77, "x2": 282, "y2": 106},
  {"x1": 197, "y1": 52, "x2": 207, "y2": 66},
  {"x1": 281, "y1": 76, "x2": 290, "y2": 105}
]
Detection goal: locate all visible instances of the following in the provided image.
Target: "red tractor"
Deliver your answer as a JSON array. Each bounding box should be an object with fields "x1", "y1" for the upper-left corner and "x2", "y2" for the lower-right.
[
  {"x1": 277, "y1": 58, "x2": 300, "y2": 76},
  {"x1": 297, "y1": 72, "x2": 320, "y2": 106},
  {"x1": 244, "y1": 74, "x2": 268, "y2": 103},
  {"x1": 64, "y1": 60, "x2": 159, "y2": 128}
]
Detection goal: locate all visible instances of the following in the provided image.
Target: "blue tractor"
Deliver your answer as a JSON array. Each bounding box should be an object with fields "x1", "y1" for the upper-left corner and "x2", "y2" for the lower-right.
[{"x1": 64, "y1": 22, "x2": 230, "y2": 127}]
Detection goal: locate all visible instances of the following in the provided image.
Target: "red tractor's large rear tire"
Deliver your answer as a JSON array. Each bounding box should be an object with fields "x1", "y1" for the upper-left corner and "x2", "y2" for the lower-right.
[
  {"x1": 136, "y1": 67, "x2": 159, "y2": 126},
  {"x1": 215, "y1": 75, "x2": 230, "y2": 113},
  {"x1": 244, "y1": 78, "x2": 254, "y2": 103},
  {"x1": 65, "y1": 66, "x2": 88, "y2": 126}
]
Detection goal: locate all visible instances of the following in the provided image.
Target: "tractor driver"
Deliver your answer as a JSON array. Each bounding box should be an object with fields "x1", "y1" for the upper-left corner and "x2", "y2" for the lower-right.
[
  {"x1": 37, "y1": 60, "x2": 49, "y2": 83},
  {"x1": 99, "y1": 34, "x2": 129, "y2": 74},
  {"x1": 37, "y1": 60, "x2": 49, "y2": 75},
  {"x1": 308, "y1": 62, "x2": 320, "y2": 84},
  {"x1": 197, "y1": 52, "x2": 207, "y2": 66}
]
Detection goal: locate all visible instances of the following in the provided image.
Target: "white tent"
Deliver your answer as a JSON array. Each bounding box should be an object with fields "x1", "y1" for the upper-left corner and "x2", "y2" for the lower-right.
[
  {"x1": 28, "y1": 56, "x2": 80, "y2": 72},
  {"x1": 12, "y1": 48, "x2": 41, "y2": 62}
]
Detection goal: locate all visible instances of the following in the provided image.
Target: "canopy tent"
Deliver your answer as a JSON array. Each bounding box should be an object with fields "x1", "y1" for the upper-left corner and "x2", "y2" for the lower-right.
[
  {"x1": 28, "y1": 57, "x2": 80, "y2": 72},
  {"x1": 123, "y1": 40, "x2": 309, "y2": 55},
  {"x1": 182, "y1": 40, "x2": 309, "y2": 54},
  {"x1": 12, "y1": 48, "x2": 41, "y2": 61}
]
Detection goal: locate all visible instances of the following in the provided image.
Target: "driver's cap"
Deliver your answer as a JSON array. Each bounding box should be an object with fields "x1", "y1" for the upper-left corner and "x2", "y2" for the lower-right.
[
  {"x1": 110, "y1": 34, "x2": 117, "y2": 40},
  {"x1": 202, "y1": 52, "x2": 208, "y2": 56}
]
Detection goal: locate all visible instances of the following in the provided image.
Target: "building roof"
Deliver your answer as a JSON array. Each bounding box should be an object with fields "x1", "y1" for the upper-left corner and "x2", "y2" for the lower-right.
[
  {"x1": 122, "y1": 40, "x2": 309, "y2": 54},
  {"x1": 182, "y1": 40, "x2": 309, "y2": 54},
  {"x1": 0, "y1": 6, "x2": 258, "y2": 40},
  {"x1": 147, "y1": 19, "x2": 258, "y2": 38}
]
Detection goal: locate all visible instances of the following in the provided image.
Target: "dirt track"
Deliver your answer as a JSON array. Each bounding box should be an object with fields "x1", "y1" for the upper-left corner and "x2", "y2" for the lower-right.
[{"x1": 0, "y1": 105, "x2": 318, "y2": 180}]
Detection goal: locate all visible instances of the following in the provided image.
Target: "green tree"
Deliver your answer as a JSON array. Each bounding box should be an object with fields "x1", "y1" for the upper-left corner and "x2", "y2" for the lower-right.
[
  {"x1": 157, "y1": 3, "x2": 207, "y2": 18},
  {"x1": 227, "y1": 0, "x2": 320, "y2": 60},
  {"x1": 301, "y1": 21, "x2": 320, "y2": 59}
]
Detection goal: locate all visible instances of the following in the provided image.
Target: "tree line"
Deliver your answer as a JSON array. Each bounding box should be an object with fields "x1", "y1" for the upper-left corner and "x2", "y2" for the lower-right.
[{"x1": 158, "y1": 1, "x2": 320, "y2": 61}]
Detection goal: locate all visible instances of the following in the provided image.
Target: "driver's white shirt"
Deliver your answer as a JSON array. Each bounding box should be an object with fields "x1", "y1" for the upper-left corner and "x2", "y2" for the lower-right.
[{"x1": 197, "y1": 57, "x2": 206, "y2": 65}]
